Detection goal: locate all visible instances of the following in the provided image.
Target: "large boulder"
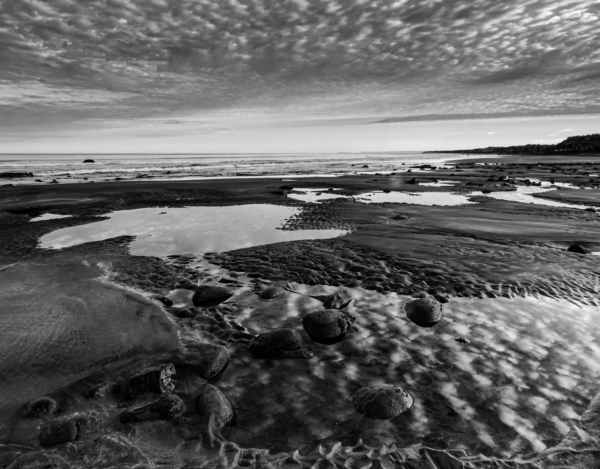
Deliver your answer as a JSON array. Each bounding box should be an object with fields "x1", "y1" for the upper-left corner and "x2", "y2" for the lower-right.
[
  {"x1": 302, "y1": 309, "x2": 355, "y2": 344},
  {"x1": 125, "y1": 363, "x2": 176, "y2": 399},
  {"x1": 353, "y1": 384, "x2": 414, "y2": 419},
  {"x1": 192, "y1": 285, "x2": 234, "y2": 307},
  {"x1": 170, "y1": 343, "x2": 230, "y2": 380},
  {"x1": 567, "y1": 244, "x2": 590, "y2": 254},
  {"x1": 404, "y1": 297, "x2": 443, "y2": 327}
]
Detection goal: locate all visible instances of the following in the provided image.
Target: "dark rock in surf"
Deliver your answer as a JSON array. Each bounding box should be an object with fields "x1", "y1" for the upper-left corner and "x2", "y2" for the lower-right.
[
  {"x1": 249, "y1": 329, "x2": 314, "y2": 359},
  {"x1": 404, "y1": 297, "x2": 443, "y2": 327},
  {"x1": 196, "y1": 383, "x2": 235, "y2": 442},
  {"x1": 353, "y1": 384, "x2": 414, "y2": 420},
  {"x1": 39, "y1": 420, "x2": 79, "y2": 447},
  {"x1": 279, "y1": 185, "x2": 294, "y2": 191},
  {"x1": 83, "y1": 159, "x2": 95, "y2": 163},
  {"x1": 125, "y1": 363, "x2": 176, "y2": 399},
  {"x1": 567, "y1": 244, "x2": 590, "y2": 254},
  {"x1": 406, "y1": 178, "x2": 418, "y2": 185},
  {"x1": 322, "y1": 289, "x2": 353, "y2": 309},
  {"x1": 25, "y1": 396, "x2": 58, "y2": 417},
  {"x1": 85, "y1": 381, "x2": 120, "y2": 399},
  {"x1": 170, "y1": 343, "x2": 230, "y2": 380},
  {"x1": 192, "y1": 285, "x2": 234, "y2": 307},
  {"x1": 119, "y1": 393, "x2": 184, "y2": 424},
  {"x1": 154, "y1": 296, "x2": 173, "y2": 307},
  {"x1": 0, "y1": 172, "x2": 33, "y2": 178},
  {"x1": 302, "y1": 309, "x2": 355, "y2": 344},
  {"x1": 258, "y1": 284, "x2": 284, "y2": 300}
]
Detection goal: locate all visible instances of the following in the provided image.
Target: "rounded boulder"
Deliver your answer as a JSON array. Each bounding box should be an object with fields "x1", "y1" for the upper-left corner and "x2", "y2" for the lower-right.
[
  {"x1": 353, "y1": 384, "x2": 414, "y2": 420},
  {"x1": 404, "y1": 297, "x2": 443, "y2": 327}
]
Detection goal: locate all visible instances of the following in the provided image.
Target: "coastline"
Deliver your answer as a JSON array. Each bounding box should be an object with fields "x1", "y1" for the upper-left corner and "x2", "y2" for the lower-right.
[{"x1": 2, "y1": 155, "x2": 600, "y2": 467}]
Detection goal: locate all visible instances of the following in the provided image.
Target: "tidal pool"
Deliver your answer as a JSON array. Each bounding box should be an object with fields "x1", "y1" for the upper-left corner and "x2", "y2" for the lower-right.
[
  {"x1": 356, "y1": 190, "x2": 475, "y2": 206},
  {"x1": 39, "y1": 205, "x2": 347, "y2": 256},
  {"x1": 161, "y1": 277, "x2": 600, "y2": 459},
  {"x1": 287, "y1": 188, "x2": 347, "y2": 203},
  {"x1": 29, "y1": 213, "x2": 72, "y2": 222},
  {"x1": 471, "y1": 186, "x2": 590, "y2": 210}
]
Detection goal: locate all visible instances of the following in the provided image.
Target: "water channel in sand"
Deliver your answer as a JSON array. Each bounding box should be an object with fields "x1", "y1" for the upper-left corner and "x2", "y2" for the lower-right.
[{"x1": 39, "y1": 205, "x2": 348, "y2": 256}]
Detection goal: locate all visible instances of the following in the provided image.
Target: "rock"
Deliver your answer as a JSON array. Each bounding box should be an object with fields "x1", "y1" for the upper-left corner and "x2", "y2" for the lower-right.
[
  {"x1": 0, "y1": 172, "x2": 33, "y2": 178},
  {"x1": 411, "y1": 291, "x2": 429, "y2": 299},
  {"x1": 39, "y1": 420, "x2": 79, "y2": 447},
  {"x1": 154, "y1": 296, "x2": 173, "y2": 307},
  {"x1": 585, "y1": 207, "x2": 597, "y2": 213},
  {"x1": 455, "y1": 337, "x2": 470, "y2": 344},
  {"x1": 25, "y1": 396, "x2": 58, "y2": 417},
  {"x1": 383, "y1": 189, "x2": 391, "y2": 193},
  {"x1": 174, "y1": 278, "x2": 197, "y2": 290},
  {"x1": 433, "y1": 293, "x2": 449, "y2": 304},
  {"x1": 362, "y1": 165, "x2": 369, "y2": 168},
  {"x1": 119, "y1": 393, "x2": 184, "y2": 423},
  {"x1": 567, "y1": 244, "x2": 590, "y2": 254},
  {"x1": 170, "y1": 343, "x2": 230, "y2": 380},
  {"x1": 6, "y1": 452, "x2": 68, "y2": 468},
  {"x1": 404, "y1": 297, "x2": 443, "y2": 327},
  {"x1": 353, "y1": 384, "x2": 414, "y2": 420},
  {"x1": 302, "y1": 309, "x2": 355, "y2": 344},
  {"x1": 125, "y1": 363, "x2": 176, "y2": 399},
  {"x1": 51, "y1": 179, "x2": 58, "y2": 184},
  {"x1": 196, "y1": 383, "x2": 235, "y2": 442},
  {"x1": 85, "y1": 381, "x2": 120, "y2": 398},
  {"x1": 192, "y1": 285, "x2": 234, "y2": 307},
  {"x1": 258, "y1": 284, "x2": 284, "y2": 300},
  {"x1": 83, "y1": 159, "x2": 95, "y2": 163},
  {"x1": 279, "y1": 185, "x2": 294, "y2": 191},
  {"x1": 249, "y1": 329, "x2": 314, "y2": 359},
  {"x1": 174, "y1": 308, "x2": 196, "y2": 318},
  {"x1": 406, "y1": 178, "x2": 418, "y2": 185},
  {"x1": 322, "y1": 289, "x2": 353, "y2": 309}
]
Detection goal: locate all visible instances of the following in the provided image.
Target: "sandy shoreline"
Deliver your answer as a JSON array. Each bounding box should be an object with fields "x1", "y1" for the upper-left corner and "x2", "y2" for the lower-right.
[{"x1": 2, "y1": 155, "x2": 600, "y2": 467}]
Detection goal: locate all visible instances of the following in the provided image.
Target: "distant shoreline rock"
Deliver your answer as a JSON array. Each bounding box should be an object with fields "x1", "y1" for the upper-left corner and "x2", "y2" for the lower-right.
[{"x1": 0, "y1": 172, "x2": 33, "y2": 178}]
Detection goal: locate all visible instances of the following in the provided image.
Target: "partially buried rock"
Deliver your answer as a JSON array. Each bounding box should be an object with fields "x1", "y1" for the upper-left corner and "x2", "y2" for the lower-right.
[
  {"x1": 85, "y1": 381, "x2": 120, "y2": 399},
  {"x1": 567, "y1": 243, "x2": 590, "y2": 254},
  {"x1": 192, "y1": 285, "x2": 234, "y2": 307},
  {"x1": 258, "y1": 284, "x2": 284, "y2": 300},
  {"x1": 353, "y1": 384, "x2": 414, "y2": 420},
  {"x1": 119, "y1": 393, "x2": 184, "y2": 424},
  {"x1": 125, "y1": 363, "x2": 176, "y2": 399},
  {"x1": 322, "y1": 289, "x2": 353, "y2": 309},
  {"x1": 39, "y1": 420, "x2": 79, "y2": 447},
  {"x1": 196, "y1": 383, "x2": 235, "y2": 444},
  {"x1": 170, "y1": 343, "x2": 230, "y2": 380},
  {"x1": 249, "y1": 329, "x2": 314, "y2": 359},
  {"x1": 404, "y1": 297, "x2": 443, "y2": 327},
  {"x1": 154, "y1": 296, "x2": 173, "y2": 307},
  {"x1": 302, "y1": 309, "x2": 355, "y2": 344},
  {"x1": 25, "y1": 396, "x2": 58, "y2": 417}
]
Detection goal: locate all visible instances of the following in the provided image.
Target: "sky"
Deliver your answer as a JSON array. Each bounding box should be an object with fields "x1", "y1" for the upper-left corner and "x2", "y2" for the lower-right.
[{"x1": 1, "y1": 0, "x2": 599, "y2": 153}]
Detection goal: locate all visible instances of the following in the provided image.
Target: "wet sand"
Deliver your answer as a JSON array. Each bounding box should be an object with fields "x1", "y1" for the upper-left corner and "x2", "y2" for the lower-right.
[{"x1": 1, "y1": 157, "x2": 600, "y2": 467}]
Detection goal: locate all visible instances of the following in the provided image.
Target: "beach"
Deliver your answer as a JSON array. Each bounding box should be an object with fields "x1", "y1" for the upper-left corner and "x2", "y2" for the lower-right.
[{"x1": 1, "y1": 153, "x2": 600, "y2": 468}]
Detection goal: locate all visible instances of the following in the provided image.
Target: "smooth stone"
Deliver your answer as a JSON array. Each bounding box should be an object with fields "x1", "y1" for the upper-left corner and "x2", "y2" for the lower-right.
[
  {"x1": 119, "y1": 393, "x2": 184, "y2": 423},
  {"x1": 249, "y1": 329, "x2": 314, "y2": 359},
  {"x1": 25, "y1": 396, "x2": 58, "y2": 417},
  {"x1": 170, "y1": 343, "x2": 230, "y2": 380},
  {"x1": 125, "y1": 363, "x2": 176, "y2": 399},
  {"x1": 302, "y1": 309, "x2": 355, "y2": 345},
  {"x1": 404, "y1": 297, "x2": 443, "y2": 327},
  {"x1": 258, "y1": 285, "x2": 284, "y2": 300},
  {"x1": 322, "y1": 289, "x2": 353, "y2": 309},
  {"x1": 85, "y1": 381, "x2": 120, "y2": 399},
  {"x1": 567, "y1": 243, "x2": 590, "y2": 254},
  {"x1": 39, "y1": 420, "x2": 79, "y2": 447},
  {"x1": 196, "y1": 383, "x2": 235, "y2": 443},
  {"x1": 192, "y1": 285, "x2": 235, "y2": 307},
  {"x1": 353, "y1": 384, "x2": 414, "y2": 420}
]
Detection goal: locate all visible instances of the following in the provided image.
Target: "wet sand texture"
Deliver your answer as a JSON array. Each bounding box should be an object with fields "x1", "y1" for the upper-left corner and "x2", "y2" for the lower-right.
[{"x1": 0, "y1": 257, "x2": 180, "y2": 438}]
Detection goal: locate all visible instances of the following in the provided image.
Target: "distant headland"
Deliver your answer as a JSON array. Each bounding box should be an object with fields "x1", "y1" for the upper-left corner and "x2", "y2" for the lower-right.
[{"x1": 427, "y1": 133, "x2": 600, "y2": 155}]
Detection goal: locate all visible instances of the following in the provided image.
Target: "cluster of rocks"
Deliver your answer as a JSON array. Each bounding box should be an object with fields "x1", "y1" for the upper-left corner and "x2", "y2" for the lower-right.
[{"x1": 24, "y1": 345, "x2": 234, "y2": 451}]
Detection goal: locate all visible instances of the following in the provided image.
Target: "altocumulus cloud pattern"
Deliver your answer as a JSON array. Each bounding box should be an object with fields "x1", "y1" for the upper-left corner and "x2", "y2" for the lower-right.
[{"x1": 1, "y1": 0, "x2": 600, "y2": 125}]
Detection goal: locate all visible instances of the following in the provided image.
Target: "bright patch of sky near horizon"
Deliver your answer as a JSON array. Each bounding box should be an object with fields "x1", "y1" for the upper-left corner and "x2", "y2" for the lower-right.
[{"x1": 1, "y1": 0, "x2": 599, "y2": 153}]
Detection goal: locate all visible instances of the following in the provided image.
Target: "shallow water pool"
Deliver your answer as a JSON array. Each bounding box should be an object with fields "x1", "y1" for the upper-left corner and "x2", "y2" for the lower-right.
[
  {"x1": 471, "y1": 186, "x2": 590, "y2": 210},
  {"x1": 39, "y1": 205, "x2": 347, "y2": 256},
  {"x1": 356, "y1": 190, "x2": 475, "y2": 206}
]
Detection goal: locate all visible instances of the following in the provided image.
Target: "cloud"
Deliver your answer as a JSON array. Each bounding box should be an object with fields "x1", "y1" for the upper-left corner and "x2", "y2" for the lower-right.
[{"x1": 0, "y1": 0, "x2": 599, "y2": 130}]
